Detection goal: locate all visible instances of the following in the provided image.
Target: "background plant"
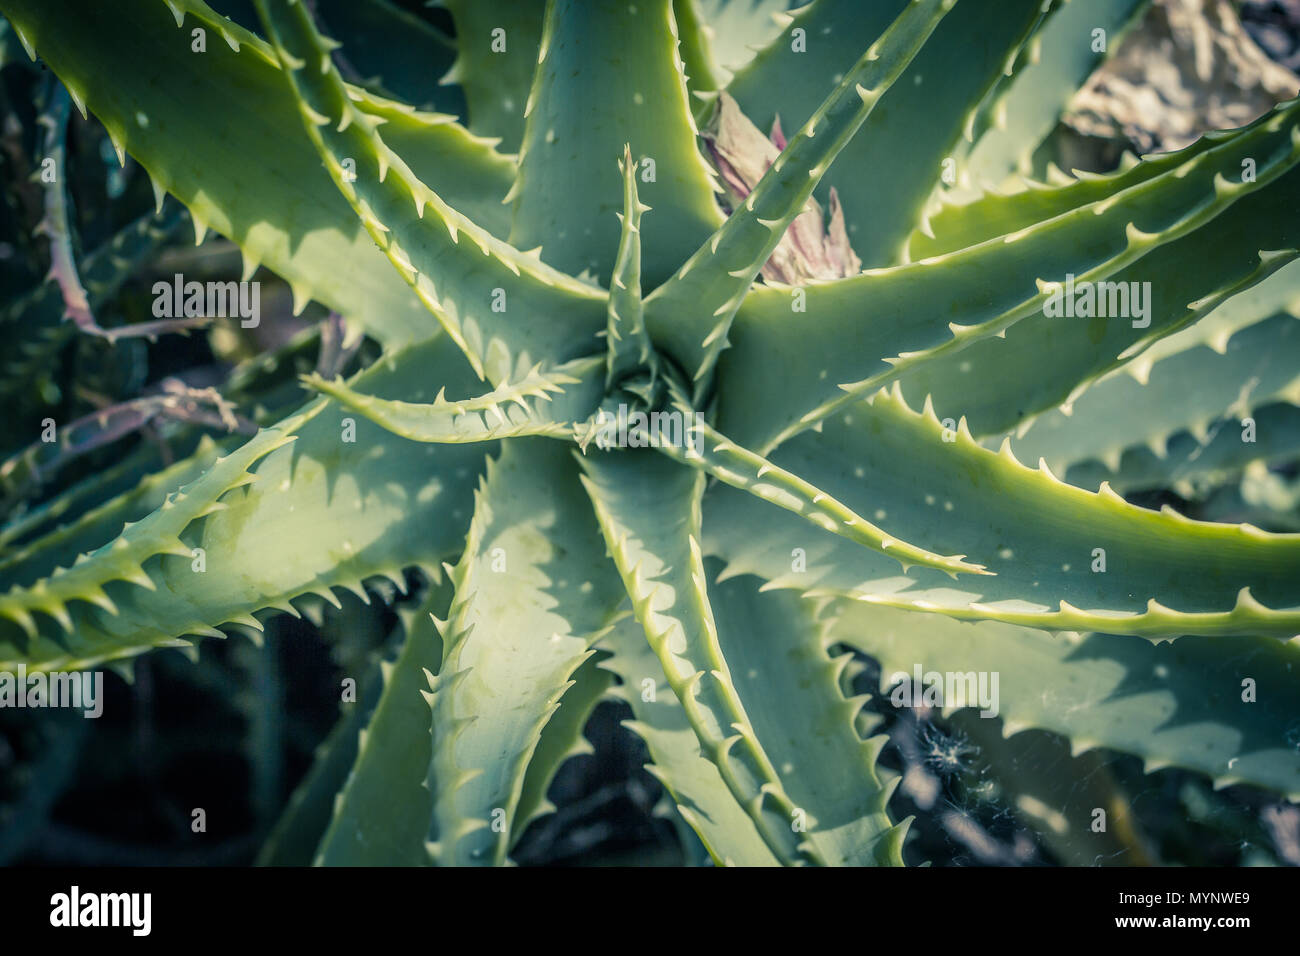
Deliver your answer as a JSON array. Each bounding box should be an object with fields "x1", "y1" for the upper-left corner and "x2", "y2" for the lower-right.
[{"x1": 0, "y1": 0, "x2": 1297, "y2": 866}]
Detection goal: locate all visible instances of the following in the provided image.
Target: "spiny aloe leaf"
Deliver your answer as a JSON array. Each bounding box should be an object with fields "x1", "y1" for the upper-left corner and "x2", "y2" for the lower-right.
[
  {"x1": 0, "y1": 384, "x2": 254, "y2": 514},
  {"x1": 720, "y1": 0, "x2": 896, "y2": 134},
  {"x1": 508, "y1": 0, "x2": 723, "y2": 287},
  {"x1": 0, "y1": 437, "x2": 225, "y2": 588},
  {"x1": 691, "y1": 0, "x2": 794, "y2": 79},
  {"x1": 257, "y1": 0, "x2": 607, "y2": 382},
  {"x1": 706, "y1": 383, "x2": 1300, "y2": 637},
  {"x1": 314, "y1": 584, "x2": 448, "y2": 866},
  {"x1": 605, "y1": 146, "x2": 658, "y2": 388},
  {"x1": 1, "y1": 324, "x2": 320, "y2": 562},
  {"x1": 652, "y1": 391, "x2": 987, "y2": 576},
  {"x1": 715, "y1": 98, "x2": 1300, "y2": 452},
  {"x1": 1006, "y1": 311, "x2": 1300, "y2": 479},
  {"x1": 425, "y1": 440, "x2": 626, "y2": 865},
  {"x1": 893, "y1": 208, "x2": 1300, "y2": 444},
  {"x1": 831, "y1": 602, "x2": 1300, "y2": 800},
  {"x1": 0, "y1": 336, "x2": 488, "y2": 673},
  {"x1": 708, "y1": 568, "x2": 905, "y2": 865},
  {"x1": 959, "y1": 0, "x2": 1149, "y2": 190},
  {"x1": 895, "y1": 245, "x2": 1300, "y2": 479},
  {"x1": 578, "y1": 447, "x2": 821, "y2": 864},
  {"x1": 1064, "y1": 401, "x2": 1300, "y2": 498},
  {"x1": 0, "y1": 441, "x2": 181, "y2": 556},
  {"x1": 911, "y1": 122, "x2": 1223, "y2": 260},
  {"x1": 600, "y1": 614, "x2": 780, "y2": 866},
  {"x1": 672, "y1": 0, "x2": 725, "y2": 95},
  {"x1": 301, "y1": 356, "x2": 605, "y2": 445},
  {"x1": 196, "y1": 0, "x2": 464, "y2": 112},
  {"x1": 645, "y1": 0, "x2": 957, "y2": 388},
  {"x1": 0, "y1": 408, "x2": 311, "y2": 650},
  {"x1": 725, "y1": 0, "x2": 1048, "y2": 267},
  {"x1": 1132, "y1": 257, "x2": 1300, "y2": 371},
  {"x1": 439, "y1": 0, "x2": 545, "y2": 152},
  {"x1": 513, "y1": 651, "x2": 615, "y2": 847},
  {"x1": 0, "y1": 0, "x2": 514, "y2": 347}
]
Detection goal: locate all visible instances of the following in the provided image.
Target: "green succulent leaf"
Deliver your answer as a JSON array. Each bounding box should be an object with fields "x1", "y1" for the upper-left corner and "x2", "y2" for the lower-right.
[
  {"x1": 910, "y1": 107, "x2": 1220, "y2": 260},
  {"x1": 424, "y1": 440, "x2": 627, "y2": 865},
  {"x1": 893, "y1": 203, "x2": 1300, "y2": 444},
  {"x1": 726, "y1": 0, "x2": 1049, "y2": 267},
  {"x1": 691, "y1": 0, "x2": 794, "y2": 78},
  {"x1": 646, "y1": 0, "x2": 958, "y2": 387},
  {"x1": 301, "y1": 356, "x2": 605, "y2": 445},
  {"x1": 1066, "y1": 401, "x2": 1300, "y2": 498},
  {"x1": 256, "y1": 0, "x2": 608, "y2": 382},
  {"x1": 605, "y1": 146, "x2": 658, "y2": 388},
  {"x1": 708, "y1": 569, "x2": 905, "y2": 865},
  {"x1": 0, "y1": 0, "x2": 514, "y2": 347},
  {"x1": 706, "y1": 383, "x2": 1300, "y2": 637},
  {"x1": 312, "y1": 0, "x2": 465, "y2": 114},
  {"x1": 0, "y1": 437, "x2": 226, "y2": 589},
  {"x1": 509, "y1": 0, "x2": 723, "y2": 286},
  {"x1": 600, "y1": 614, "x2": 779, "y2": 865},
  {"x1": 512, "y1": 652, "x2": 614, "y2": 847},
  {"x1": 0, "y1": 337, "x2": 487, "y2": 673},
  {"x1": 832, "y1": 602, "x2": 1300, "y2": 800},
  {"x1": 579, "y1": 447, "x2": 825, "y2": 864},
  {"x1": 715, "y1": 98, "x2": 1300, "y2": 452},
  {"x1": 1005, "y1": 310, "x2": 1300, "y2": 480},
  {"x1": 314, "y1": 586, "x2": 448, "y2": 866},
  {"x1": 672, "y1": 0, "x2": 726, "y2": 95},
  {"x1": 653, "y1": 392, "x2": 987, "y2": 576},
  {"x1": 440, "y1": 0, "x2": 546, "y2": 152},
  {"x1": 0, "y1": 409, "x2": 311, "y2": 653}
]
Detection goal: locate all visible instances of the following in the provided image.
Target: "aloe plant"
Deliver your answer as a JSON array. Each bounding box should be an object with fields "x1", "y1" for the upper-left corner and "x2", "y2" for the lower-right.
[{"x1": 1, "y1": 0, "x2": 1299, "y2": 867}]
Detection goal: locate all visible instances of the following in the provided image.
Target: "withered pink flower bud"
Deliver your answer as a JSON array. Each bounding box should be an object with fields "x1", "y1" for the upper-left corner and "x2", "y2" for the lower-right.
[{"x1": 701, "y1": 93, "x2": 862, "y2": 284}]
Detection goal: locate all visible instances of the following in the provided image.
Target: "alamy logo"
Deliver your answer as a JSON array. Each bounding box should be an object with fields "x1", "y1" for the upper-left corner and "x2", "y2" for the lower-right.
[
  {"x1": 1042, "y1": 273, "x2": 1152, "y2": 328},
  {"x1": 0, "y1": 665, "x2": 103, "y2": 718},
  {"x1": 50, "y1": 886, "x2": 151, "y2": 936},
  {"x1": 152, "y1": 274, "x2": 260, "y2": 327},
  {"x1": 888, "y1": 664, "x2": 1000, "y2": 718},
  {"x1": 591, "y1": 403, "x2": 705, "y2": 457}
]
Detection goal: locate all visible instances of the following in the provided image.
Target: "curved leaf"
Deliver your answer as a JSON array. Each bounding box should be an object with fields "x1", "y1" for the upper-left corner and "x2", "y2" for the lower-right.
[
  {"x1": 832, "y1": 602, "x2": 1300, "y2": 800},
  {"x1": 706, "y1": 383, "x2": 1300, "y2": 637},
  {"x1": 645, "y1": 0, "x2": 957, "y2": 386},
  {"x1": 257, "y1": 0, "x2": 607, "y2": 381},
  {"x1": 0, "y1": 336, "x2": 488, "y2": 672},
  {"x1": 424, "y1": 440, "x2": 627, "y2": 865},
  {"x1": 509, "y1": 0, "x2": 723, "y2": 286},
  {"x1": 715, "y1": 99, "x2": 1300, "y2": 452},
  {"x1": 0, "y1": 0, "x2": 515, "y2": 346},
  {"x1": 709, "y1": 569, "x2": 905, "y2": 865},
  {"x1": 579, "y1": 447, "x2": 822, "y2": 864},
  {"x1": 600, "y1": 614, "x2": 780, "y2": 865}
]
